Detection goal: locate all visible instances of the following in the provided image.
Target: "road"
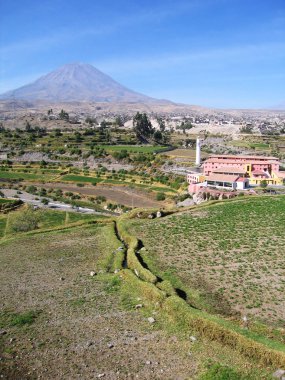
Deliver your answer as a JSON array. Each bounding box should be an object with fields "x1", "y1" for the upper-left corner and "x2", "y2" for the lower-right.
[{"x1": 0, "y1": 188, "x2": 116, "y2": 216}]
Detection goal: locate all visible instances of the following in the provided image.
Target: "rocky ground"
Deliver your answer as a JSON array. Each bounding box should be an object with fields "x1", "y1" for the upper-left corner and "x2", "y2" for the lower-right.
[{"x1": 0, "y1": 225, "x2": 198, "y2": 380}]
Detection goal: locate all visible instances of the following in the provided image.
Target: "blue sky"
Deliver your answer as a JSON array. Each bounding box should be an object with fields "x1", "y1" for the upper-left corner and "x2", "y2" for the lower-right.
[{"x1": 0, "y1": 0, "x2": 284, "y2": 108}]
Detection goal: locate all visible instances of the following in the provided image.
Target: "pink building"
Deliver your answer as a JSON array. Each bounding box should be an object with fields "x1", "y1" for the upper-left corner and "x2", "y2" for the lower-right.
[
  {"x1": 203, "y1": 154, "x2": 279, "y2": 177},
  {"x1": 187, "y1": 153, "x2": 285, "y2": 192}
]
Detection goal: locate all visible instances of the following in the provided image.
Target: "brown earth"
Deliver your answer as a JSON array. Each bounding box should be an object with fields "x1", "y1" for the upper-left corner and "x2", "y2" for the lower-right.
[
  {"x1": 26, "y1": 182, "x2": 165, "y2": 208},
  {"x1": 0, "y1": 217, "x2": 275, "y2": 380},
  {"x1": 164, "y1": 149, "x2": 208, "y2": 159},
  {"x1": 0, "y1": 225, "x2": 198, "y2": 379}
]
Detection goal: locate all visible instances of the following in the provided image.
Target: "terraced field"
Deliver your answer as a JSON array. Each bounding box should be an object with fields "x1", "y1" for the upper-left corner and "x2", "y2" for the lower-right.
[
  {"x1": 1, "y1": 204, "x2": 284, "y2": 378},
  {"x1": 97, "y1": 145, "x2": 169, "y2": 153},
  {"x1": 128, "y1": 196, "x2": 285, "y2": 327}
]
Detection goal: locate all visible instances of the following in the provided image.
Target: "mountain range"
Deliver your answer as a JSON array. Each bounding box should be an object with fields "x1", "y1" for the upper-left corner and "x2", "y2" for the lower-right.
[{"x1": 0, "y1": 63, "x2": 167, "y2": 104}]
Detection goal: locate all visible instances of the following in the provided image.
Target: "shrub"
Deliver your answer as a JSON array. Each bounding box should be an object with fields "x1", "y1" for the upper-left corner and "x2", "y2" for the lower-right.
[
  {"x1": 156, "y1": 192, "x2": 166, "y2": 201},
  {"x1": 8, "y1": 205, "x2": 41, "y2": 232}
]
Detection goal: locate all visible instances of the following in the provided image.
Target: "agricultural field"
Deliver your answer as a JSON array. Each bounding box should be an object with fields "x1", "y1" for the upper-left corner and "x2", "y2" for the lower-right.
[
  {"x1": 128, "y1": 196, "x2": 285, "y2": 327},
  {"x1": 228, "y1": 135, "x2": 285, "y2": 156},
  {"x1": 163, "y1": 148, "x2": 208, "y2": 159},
  {"x1": 0, "y1": 158, "x2": 183, "y2": 210},
  {"x1": 0, "y1": 170, "x2": 53, "y2": 181},
  {"x1": 36, "y1": 182, "x2": 167, "y2": 208},
  {"x1": 0, "y1": 207, "x2": 277, "y2": 379},
  {"x1": 97, "y1": 145, "x2": 169, "y2": 153},
  {"x1": 0, "y1": 207, "x2": 102, "y2": 239}
]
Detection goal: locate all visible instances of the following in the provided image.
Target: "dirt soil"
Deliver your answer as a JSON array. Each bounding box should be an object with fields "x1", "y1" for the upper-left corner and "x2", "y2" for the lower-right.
[
  {"x1": 29, "y1": 182, "x2": 165, "y2": 208},
  {"x1": 0, "y1": 226, "x2": 197, "y2": 380}
]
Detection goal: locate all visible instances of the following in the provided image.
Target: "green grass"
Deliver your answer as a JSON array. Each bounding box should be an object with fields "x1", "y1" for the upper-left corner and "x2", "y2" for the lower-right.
[
  {"x1": 0, "y1": 199, "x2": 14, "y2": 204},
  {"x1": 2, "y1": 208, "x2": 105, "y2": 239},
  {"x1": 0, "y1": 310, "x2": 40, "y2": 328},
  {"x1": 0, "y1": 216, "x2": 7, "y2": 237},
  {"x1": 198, "y1": 362, "x2": 248, "y2": 380},
  {"x1": 128, "y1": 196, "x2": 285, "y2": 327},
  {"x1": 61, "y1": 174, "x2": 102, "y2": 183},
  {"x1": 0, "y1": 170, "x2": 50, "y2": 181},
  {"x1": 60, "y1": 174, "x2": 177, "y2": 193},
  {"x1": 97, "y1": 145, "x2": 169, "y2": 153},
  {"x1": 249, "y1": 143, "x2": 270, "y2": 149}
]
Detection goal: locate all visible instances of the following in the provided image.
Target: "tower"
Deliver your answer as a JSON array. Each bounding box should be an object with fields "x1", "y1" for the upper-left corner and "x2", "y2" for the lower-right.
[{"x1": 195, "y1": 137, "x2": 201, "y2": 166}]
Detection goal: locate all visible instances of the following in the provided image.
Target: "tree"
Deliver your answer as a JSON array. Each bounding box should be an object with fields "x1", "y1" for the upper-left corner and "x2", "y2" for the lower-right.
[
  {"x1": 133, "y1": 112, "x2": 154, "y2": 142},
  {"x1": 25, "y1": 120, "x2": 32, "y2": 132},
  {"x1": 240, "y1": 124, "x2": 253, "y2": 134},
  {"x1": 59, "y1": 109, "x2": 69, "y2": 121},
  {"x1": 41, "y1": 198, "x2": 49, "y2": 206},
  {"x1": 115, "y1": 116, "x2": 124, "y2": 127},
  {"x1": 260, "y1": 180, "x2": 268, "y2": 189},
  {"x1": 54, "y1": 128, "x2": 62, "y2": 137},
  {"x1": 153, "y1": 130, "x2": 163, "y2": 142},
  {"x1": 85, "y1": 116, "x2": 97, "y2": 126},
  {"x1": 157, "y1": 117, "x2": 166, "y2": 132}
]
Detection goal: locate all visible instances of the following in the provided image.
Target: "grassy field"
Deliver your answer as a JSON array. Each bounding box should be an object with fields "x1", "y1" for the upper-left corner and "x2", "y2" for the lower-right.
[
  {"x1": 128, "y1": 196, "x2": 285, "y2": 328},
  {"x1": 0, "y1": 210, "x2": 275, "y2": 379},
  {"x1": 0, "y1": 170, "x2": 50, "y2": 181},
  {"x1": 0, "y1": 208, "x2": 104, "y2": 239},
  {"x1": 229, "y1": 140, "x2": 271, "y2": 151},
  {"x1": 97, "y1": 145, "x2": 169, "y2": 153},
  {"x1": 60, "y1": 174, "x2": 177, "y2": 193},
  {"x1": 60, "y1": 174, "x2": 102, "y2": 183}
]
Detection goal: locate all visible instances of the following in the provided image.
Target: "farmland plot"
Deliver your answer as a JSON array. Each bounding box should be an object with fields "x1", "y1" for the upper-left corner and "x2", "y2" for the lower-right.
[{"x1": 129, "y1": 196, "x2": 285, "y2": 327}]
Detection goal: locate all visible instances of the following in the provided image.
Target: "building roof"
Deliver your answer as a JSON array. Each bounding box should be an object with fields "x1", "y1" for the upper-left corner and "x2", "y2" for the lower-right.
[
  {"x1": 205, "y1": 158, "x2": 278, "y2": 165},
  {"x1": 251, "y1": 170, "x2": 267, "y2": 175},
  {"x1": 212, "y1": 167, "x2": 246, "y2": 174},
  {"x1": 208, "y1": 154, "x2": 278, "y2": 160},
  {"x1": 236, "y1": 177, "x2": 248, "y2": 182},
  {"x1": 206, "y1": 174, "x2": 239, "y2": 182}
]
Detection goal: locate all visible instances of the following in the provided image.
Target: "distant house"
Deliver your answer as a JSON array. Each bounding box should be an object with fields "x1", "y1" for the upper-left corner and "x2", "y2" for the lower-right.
[{"x1": 205, "y1": 174, "x2": 249, "y2": 190}]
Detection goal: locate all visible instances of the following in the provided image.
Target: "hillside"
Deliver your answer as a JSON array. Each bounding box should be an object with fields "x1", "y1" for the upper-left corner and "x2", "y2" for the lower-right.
[
  {"x1": 1, "y1": 199, "x2": 285, "y2": 378},
  {"x1": 128, "y1": 196, "x2": 285, "y2": 326},
  {"x1": 0, "y1": 63, "x2": 164, "y2": 103}
]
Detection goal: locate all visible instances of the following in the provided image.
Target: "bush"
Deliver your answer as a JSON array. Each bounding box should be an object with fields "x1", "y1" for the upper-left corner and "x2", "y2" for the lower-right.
[
  {"x1": 8, "y1": 205, "x2": 41, "y2": 232},
  {"x1": 156, "y1": 192, "x2": 166, "y2": 201}
]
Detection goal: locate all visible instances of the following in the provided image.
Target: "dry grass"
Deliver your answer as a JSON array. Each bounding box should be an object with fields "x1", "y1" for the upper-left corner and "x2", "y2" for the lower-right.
[{"x1": 0, "y1": 208, "x2": 280, "y2": 378}]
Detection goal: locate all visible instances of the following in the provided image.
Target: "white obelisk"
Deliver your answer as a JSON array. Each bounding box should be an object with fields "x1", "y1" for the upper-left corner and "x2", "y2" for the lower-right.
[{"x1": 195, "y1": 137, "x2": 201, "y2": 166}]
